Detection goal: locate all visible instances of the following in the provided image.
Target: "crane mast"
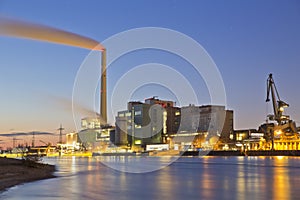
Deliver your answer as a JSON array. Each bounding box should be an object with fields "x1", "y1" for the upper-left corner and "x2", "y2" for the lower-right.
[
  {"x1": 258, "y1": 73, "x2": 299, "y2": 150},
  {"x1": 265, "y1": 73, "x2": 297, "y2": 136},
  {"x1": 266, "y1": 73, "x2": 289, "y2": 125}
]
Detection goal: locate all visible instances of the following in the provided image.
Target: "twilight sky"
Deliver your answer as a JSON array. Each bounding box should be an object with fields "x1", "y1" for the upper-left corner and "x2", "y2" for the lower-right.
[{"x1": 0, "y1": 0, "x2": 300, "y2": 146}]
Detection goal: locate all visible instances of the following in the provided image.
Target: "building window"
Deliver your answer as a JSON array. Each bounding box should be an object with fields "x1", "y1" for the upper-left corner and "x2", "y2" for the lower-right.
[
  {"x1": 135, "y1": 124, "x2": 141, "y2": 128},
  {"x1": 135, "y1": 140, "x2": 141, "y2": 145},
  {"x1": 236, "y1": 133, "x2": 244, "y2": 141},
  {"x1": 175, "y1": 111, "x2": 180, "y2": 116},
  {"x1": 135, "y1": 111, "x2": 142, "y2": 116}
]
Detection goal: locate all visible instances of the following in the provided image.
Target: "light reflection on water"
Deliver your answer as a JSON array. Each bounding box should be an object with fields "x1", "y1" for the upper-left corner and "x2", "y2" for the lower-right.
[{"x1": 1, "y1": 156, "x2": 300, "y2": 200}]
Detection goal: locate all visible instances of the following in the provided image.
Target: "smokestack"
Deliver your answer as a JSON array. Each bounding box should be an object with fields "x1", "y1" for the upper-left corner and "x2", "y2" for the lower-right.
[
  {"x1": 0, "y1": 16, "x2": 108, "y2": 124},
  {"x1": 101, "y1": 49, "x2": 107, "y2": 124}
]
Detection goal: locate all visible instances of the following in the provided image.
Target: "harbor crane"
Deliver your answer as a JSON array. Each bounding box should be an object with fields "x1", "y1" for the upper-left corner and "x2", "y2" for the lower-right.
[{"x1": 266, "y1": 73, "x2": 298, "y2": 138}]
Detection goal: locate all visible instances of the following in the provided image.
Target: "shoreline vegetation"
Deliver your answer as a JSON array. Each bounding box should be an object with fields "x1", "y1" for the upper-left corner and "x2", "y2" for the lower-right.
[{"x1": 0, "y1": 157, "x2": 55, "y2": 192}]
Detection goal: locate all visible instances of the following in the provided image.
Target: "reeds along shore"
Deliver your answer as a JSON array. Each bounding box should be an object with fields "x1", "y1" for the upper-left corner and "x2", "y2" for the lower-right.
[{"x1": 0, "y1": 157, "x2": 55, "y2": 192}]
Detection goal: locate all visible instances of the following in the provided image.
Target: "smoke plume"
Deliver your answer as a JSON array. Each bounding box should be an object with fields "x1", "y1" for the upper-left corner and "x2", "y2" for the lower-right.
[{"x1": 0, "y1": 16, "x2": 105, "y2": 51}]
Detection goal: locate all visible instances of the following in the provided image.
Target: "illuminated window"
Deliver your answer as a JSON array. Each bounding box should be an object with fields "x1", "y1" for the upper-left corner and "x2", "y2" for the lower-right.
[
  {"x1": 135, "y1": 124, "x2": 141, "y2": 128},
  {"x1": 175, "y1": 111, "x2": 180, "y2": 116},
  {"x1": 135, "y1": 140, "x2": 141, "y2": 145},
  {"x1": 236, "y1": 133, "x2": 244, "y2": 141},
  {"x1": 135, "y1": 111, "x2": 142, "y2": 116}
]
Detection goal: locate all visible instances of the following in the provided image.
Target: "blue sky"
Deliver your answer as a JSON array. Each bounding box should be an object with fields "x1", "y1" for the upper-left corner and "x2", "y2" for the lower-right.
[{"x1": 0, "y1": 0, "x2": 300, "y2": 144}]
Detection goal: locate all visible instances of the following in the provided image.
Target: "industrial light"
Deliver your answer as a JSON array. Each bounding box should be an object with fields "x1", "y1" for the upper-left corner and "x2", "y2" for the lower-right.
[{"x1": 274, "y1": 130, "x2": 282, "y2": 136}]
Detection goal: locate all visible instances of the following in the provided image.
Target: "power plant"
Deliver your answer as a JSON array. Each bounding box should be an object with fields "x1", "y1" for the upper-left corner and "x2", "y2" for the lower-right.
[{"x1": 1, "y1": 17, "x2": 300, "y2": 156}]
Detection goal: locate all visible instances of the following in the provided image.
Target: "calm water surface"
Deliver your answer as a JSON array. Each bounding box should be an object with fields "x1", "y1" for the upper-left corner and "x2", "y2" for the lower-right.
[{"x1": 1, "y1": 156, "x2": 300, "y2": 200}]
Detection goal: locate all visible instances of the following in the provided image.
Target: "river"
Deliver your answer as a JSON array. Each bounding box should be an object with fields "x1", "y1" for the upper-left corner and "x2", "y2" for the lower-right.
[{"x1": 1, "y1": 156, "x2": 300, "y2": 200}]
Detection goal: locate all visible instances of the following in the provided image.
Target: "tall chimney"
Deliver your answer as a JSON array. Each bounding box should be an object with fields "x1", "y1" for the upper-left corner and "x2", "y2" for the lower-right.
[{"x1": 100, "y1": 49, "x2": 107, "y2": 124}]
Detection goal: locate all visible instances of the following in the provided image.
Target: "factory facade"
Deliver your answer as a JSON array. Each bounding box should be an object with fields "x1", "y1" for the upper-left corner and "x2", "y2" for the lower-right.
[
  {"x1": 77, "y1": 117, "x2": 114, "y2": 151},
  {"x1": 114, "y1": 97, "x2": 180, "y2": 149},
  {"x1": 114, "y1": 97, "x2": 234, "y2": 150}
]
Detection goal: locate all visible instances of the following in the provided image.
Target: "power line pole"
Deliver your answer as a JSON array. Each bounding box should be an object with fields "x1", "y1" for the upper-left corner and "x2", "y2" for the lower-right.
[
  {"x1": 58, "y1": 124, "x2": 64, "y2": 144},
  {"x1": 32, "y1": 132, "x2": 35, "y2": 147}
]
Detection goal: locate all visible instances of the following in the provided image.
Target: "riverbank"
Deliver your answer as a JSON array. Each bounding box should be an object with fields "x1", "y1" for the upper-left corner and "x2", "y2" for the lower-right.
[{"x1": 0, "y1": 157, "x2": 55, "y2": 192}]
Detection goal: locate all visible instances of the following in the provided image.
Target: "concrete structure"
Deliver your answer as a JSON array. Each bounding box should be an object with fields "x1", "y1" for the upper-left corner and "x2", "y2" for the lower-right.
[
  {"x1": 114, "y1": 110, "x2": 131, "y2": 145},
  {"x1": 164, "y1": 106, "x2": 181, "y2": 142},
  {"x1": 233, "y1": 129, "x2": 258, "y2": 142},
  {"x1": 180, "y1": 104, "x2": 200, "y2": 133},
  {"x1": 65, "y1": 132, "x2": 80, "y2": 152},
  {"x1": 115, "y1": 99, "x2": 234, "y2": 150},
  {"x1": 115, "y1": 97, "x2": 180, "y2": 149},
  {"x1": 199, "y1": 105, "x2": 233, "y2": 142},
  {"x1": 180, "y1": 105, "x2": 233, "y2": 142},
  {"x1": 77, "y1": 117, "x2": 114, "y2": 150},
  {"x1": 81, "y1": 117, "x2": 101, "y2": 129},
  {"x1": 145, "y1": 97, "x2": 174, "y2": 107},
  {"x1": 100, "y1": 49, "x2": 107, "y2": 123}
]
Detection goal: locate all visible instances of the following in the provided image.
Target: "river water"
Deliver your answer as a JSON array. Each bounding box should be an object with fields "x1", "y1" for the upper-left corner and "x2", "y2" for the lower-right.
[{"x1": 1, "y1": 156, "x2": 300, "y2": 200}]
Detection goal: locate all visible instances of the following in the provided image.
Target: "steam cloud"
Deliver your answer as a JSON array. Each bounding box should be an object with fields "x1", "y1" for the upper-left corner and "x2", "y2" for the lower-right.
[
  {"x1": 0, "y1": 16, "x2": 105, "y2": 51},
  {"x1": 48, "y1": 95, "x2": 107, "y2": 125}
]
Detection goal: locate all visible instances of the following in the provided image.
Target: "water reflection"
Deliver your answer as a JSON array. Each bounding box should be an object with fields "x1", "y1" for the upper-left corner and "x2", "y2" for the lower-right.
[
  {"x1": 273, "y1": 157, "x2": 290, "y2": 200},
  {"x1": 201, "y1": 164, "x2": 214, "y2": 199},
  {"x1": 1, "y1": 157, "x2": 300, "y2": 200},
  {"x1": 236, "y1": 161, "x2": 246, "y2": 199},
  {"x1": 95, "y1": 155, "x2": 180, "y2": 173}
]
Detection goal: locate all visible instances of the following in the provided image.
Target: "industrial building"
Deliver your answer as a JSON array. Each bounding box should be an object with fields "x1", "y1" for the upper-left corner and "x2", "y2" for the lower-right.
[
  {"x1": 77, "y1": 117, "x2": 114, "y2": 151},
  {"x1": 114, "y1": 97, "x2": 180, "y2": 149},
  {"x1": 114, "y1": 97, "x2": 234, "y2": 151},
  {"x1": 179, "y1": 105, "x2": 233, "y2": 140},
  {"x1": 171, "y1": 104, "x2": 233, "y2": 150}
]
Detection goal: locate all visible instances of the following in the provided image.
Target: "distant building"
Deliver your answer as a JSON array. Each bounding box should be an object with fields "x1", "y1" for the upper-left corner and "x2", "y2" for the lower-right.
[
  {"x1": 180, "y1": 105, "x2": 233, "y2": 142},
  {"x1": 180, "y1": 104, "x2": 200, "y2": 132},
  {"x1": 145, "y1": 97, "x2": 174, "y2": 107},
  {"x1": 65, "y1": 132, "x2": 80, "y2": 151},
  {"x1": 164, "y1": 106, "x2": 181, "y2": 142},
  {"x1": 199, "y1": 105, "x2": 233, "y2": 143},
  {"x1": 81, "y1": 117, "x2": 101, "y2": 129},
  {"x1": 171, "y1": 104, "x2": 233, "y2": 150},
  {"x1": 115, "y1": 97, "x2": 180, "y2": 148},
  {"x1": 114, "y1": 110, "x2": 131, "y2": 146},
  {"x1": 114, "y1": 96, "x2": 234, "y2": 150},
  {"x1": 233, "y1": 129, "x2": 258, "y2": 142},
  {"x1": 77, "y1": 117, "x2": 114, "y2": 150}
]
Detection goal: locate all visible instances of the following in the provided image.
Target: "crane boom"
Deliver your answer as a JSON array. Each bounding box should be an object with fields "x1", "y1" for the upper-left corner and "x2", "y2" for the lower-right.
[
  {"x1": 266, "y1": 74, "x2": 279, "y2": 121},
  {"x1": 261, "y1": 73, "x2": 299, "y2": 150},
  {"x1": 266, "y1": 73, "x2": 289, "y2": 125}
]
